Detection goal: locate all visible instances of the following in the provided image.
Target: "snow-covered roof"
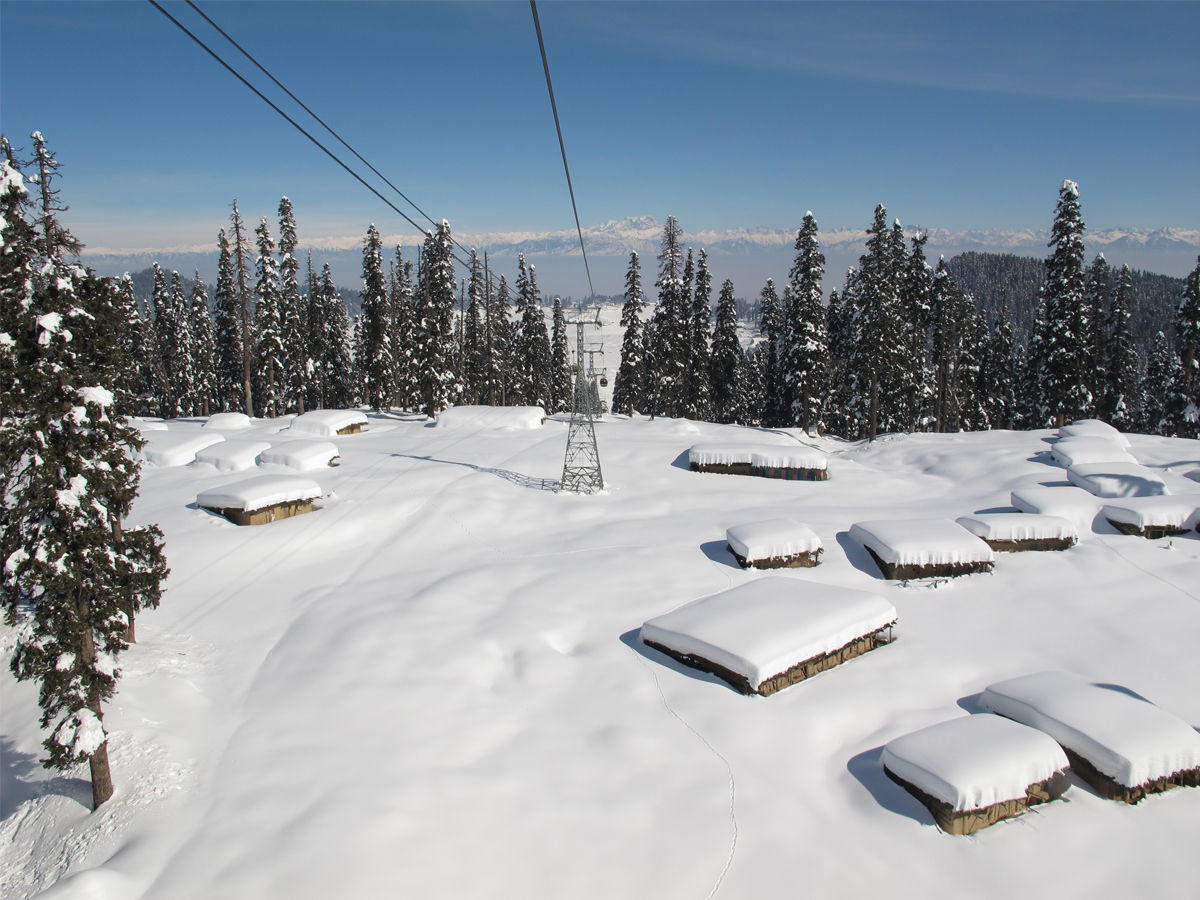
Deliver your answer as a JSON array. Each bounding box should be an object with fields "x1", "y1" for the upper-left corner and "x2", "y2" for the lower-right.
[
  {"x1": 726, "y1": 519, "x2": 822, "y2": 562},
  {"x1": 848, "y1": 519, "x2": 994, "y2": 567},
  {"x1": 980, "y1": 671, "x2": 1200, "y2": 788},
  {"x1": 750, "y1": 447, "x2": 828, "y2": 470},
  {"x1": 203, "y1": 412, "x2": 254, "y2": 431},
  {"x1": 259, "y1": 441, "x2": 340, "y2": 471},
  {"x1": 1010, "y1": 485, "x2": 1102, "y2": 530},
  {"x1": 434, "y1": 405, "x2": 546, "y2": 430},
  {"x1": 1101, "y1": 496, "x2": 1200, "y2": 530},
  {"x1": 688, "y1": 443, "x2": 757, "y2": 466},
  {"x1": 641, "y1": 577, "x2": 896, "y2": 692},
  {"x1": 1060, "y1": 419, "x2": 1130, "y2": 447},
  {"x1": 955, "y1": 513, "x2": 1078, "y2": 543},
  {"x1": 881, "y1": 714, "x2": 1069, "y2": 812},
  {"x1": 194, "y1": 440, "x2": 272, "y2": 473},
  {"x1": 288, "y1": 409, "x2": 369, "y2": 437},
  {"x1": 196, "y1": 474, "x2": 322, "y2": 512},
  {"x1": 1067, "y1": 462, "x2": 1168, "y2": 498},
  {"x1": 141, "y1": 432, "x2": 226, "y2": 467},
  {"x1": 1050, "y1": 437, "x2": 1136, "y2": 468}
]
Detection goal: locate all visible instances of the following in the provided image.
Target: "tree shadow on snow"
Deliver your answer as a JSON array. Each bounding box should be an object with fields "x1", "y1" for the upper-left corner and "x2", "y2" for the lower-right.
[
  {"x1": 392, "y1": 454, "x2": 559, "y2": 492},
  {"x1": 836, "y1": 531, "x2": 884, "y2": 579},
  {"x1": 846, "y1": 745, "x2": 932, "y2": 826},
  {"x1": 699, "y1": 540, "x2": 741, "y2": 569},
  {"x1": 618, "y1": 629, "x2": 739, "y2": 693},
  {"x1": 1027, "y1": 449, "x2": 1060, "y2": 467},
  {"x1": 973, "y1": 506, "x2": 1020, "y2": 515},
  {"x1": 0, "y1": 736, "x2": 92, "y2": 818}
]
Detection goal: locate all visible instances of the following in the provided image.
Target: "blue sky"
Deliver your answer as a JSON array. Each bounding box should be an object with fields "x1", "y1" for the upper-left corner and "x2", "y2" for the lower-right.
[{"x1": 2, "y1": 1, "x2": 1197, "y2": 289}]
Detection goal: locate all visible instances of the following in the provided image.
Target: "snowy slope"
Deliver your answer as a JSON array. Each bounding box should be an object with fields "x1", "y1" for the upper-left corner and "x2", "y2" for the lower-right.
[{"x1": 2, "y1": 417, "x2": 1199, "y2": 899}]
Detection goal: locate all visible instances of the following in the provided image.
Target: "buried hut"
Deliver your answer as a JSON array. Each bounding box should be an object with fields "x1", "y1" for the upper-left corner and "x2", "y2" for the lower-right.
[
  {"x1": 849, "y1": 518, "x2": 995, "y2": 580},
  {"x1": 725, "y1": 518, "x2": 823, "y2": 569},
  {"x1": 197, "y1": 474, "x2": 322, "y2": 526}
]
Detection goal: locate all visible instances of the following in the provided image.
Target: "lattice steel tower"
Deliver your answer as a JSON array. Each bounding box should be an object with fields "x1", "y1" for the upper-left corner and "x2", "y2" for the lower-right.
[{"x1": 560, "y1": 308, "x2": 604, "y2": 493}]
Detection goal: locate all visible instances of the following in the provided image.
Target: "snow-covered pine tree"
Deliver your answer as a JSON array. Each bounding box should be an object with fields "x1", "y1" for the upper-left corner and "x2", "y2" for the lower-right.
[
  {"x1": 1033, "y1": 180, "x2": 1091, "y2": 426},
  {"x1": 612, "y1": 250, "x2": 646, "y2": 416},
  {"x1": 683, "y1": 249, "x2": 713, "y2": 421},
  {"x1": 758, "y1": 278, "x2": 785, "y2": 426},
  {"x1": 510, "y1": 254, "x2": 551, "y2": 409},
  {"x1": 1100, "y1": 265, "x2": 1140, "y2": 430},
  {"x1": 823, "y1": 281, "x2": 857, "y2": 438},
  {"x1": 1, "y1": 138, "x2": 167, "y2": 809},
  {"x1": 782, "y1": 212, "x2": 829, "y2": 432},
  {"x1": 319, "y1": 263, "x2": 355, "y2": 409},
  {"x1": 647, "y1": 216, "x2": 687, "y2": 417},
  {"x1": 212, "y1": 228, "x2": 245, "y2": 412},
  {"x1": 1083, "y1": 253, "x2": 1113, "y2": 418},
  {"x1": 252, "y1": 219, "x2": 285, "y2": 418},
  {"x1": 1139, "y1": 331, "x2": 1179, "y2": 435},
  {"x1": 413, "y1": 221, "x2": 461, "y2": 416},
  {"x1": 486, "y1": 271, "x2": 512, "y2": 406},
  {"x1": 853, "y1": 206, "x2": 908, "y2": 439},
  {"x1": 277, "y1": 197, "x2": 307, "y2": 415},
  {"x1": 709, "y1": 278, "x2": 743, "y2": 424},
  {"x1": 550, "y1": 297, "x2": 571, "y2": 414},
  {"x1": 463, "y1": 250, "x2": 486, "y2": 405},
  {"x1": 387, "y1": 246, "x2": 415, "y2": 410},
  {"x1": 1175, "y1": 255, "x2": 1200, "y2": 435},
  {"x1": 189, "y1": 274, "x2": 216, "y2": 416},
  {"x1": 358, "y1": 224, "x2": 393, "y2": 411},
  {"x1": 900, "y1": 231, "x2": 933, "y2": 430},
  {"x1": 229, "y1": 201, "x2": 255, "y2": 415}
]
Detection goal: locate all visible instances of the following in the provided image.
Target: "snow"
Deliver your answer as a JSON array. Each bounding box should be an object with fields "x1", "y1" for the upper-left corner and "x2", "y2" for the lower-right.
[
  {"x1": 195, "y1": 474, "x2": 322, "y2": 512},
  {"x1": 132, "y1": 417, "x2": 169, "y2": 433},
  {"x1": 3, "y1": 417, "x2": 1200, "y2": 899},
  {"x1": 1010, "y1": 484, "x2": 1103, "y2": 532},
  {"x1": 1060, "y1": 420, "x2": 1131, "y2": 448},
  {"x1": 202, "y1": 412, "x2": 254, "y2": 431},
  {"x1": 1050, "y1": 437, "x2": 1137, "y2": 467},
  {"x1": 434, "y1": 405, "x2": 547, "y2": 430},
  {"x1": 640, "y1": 577, "x2": 896, "y2": 692},
  {"x1": 1067, "y1": 462, "x2": 1168, "y2": 497},
  {"x1": 77, "y1": 386, "x2": 114, "y2": 408},
  {"x1": 749, "y1": 447, "x2": 828, "y2": 470},
  {"x1": 193, "y1": 440, "x2": 272, "y2": 473},
  {"x1": 1101, "y1": 496, "x2": 1200, "y2": 530},
  {"x1": 258, "y1": 440, "x2": 339, "y2": 471},
  {"x1": 979, "y1": 671, "x2": 1200, "y2": 788},
  {"x1": 848, "y1": 518, "x2": 995, "y2": 566},
  {"x1": 51, "y1": 707, "x2": 106, "y2": 758},
  {"x1": 955, "y1": 513, "x2": 1078, "y2": 543},
  {"x1": 286, "y1": 408, "x2": 368, "y2": 437},
  {"x1": 140, "y1": 432, "x2": 226, "y2": 467},
  {"x1": 726, "y1": 518, "x2": 822, "y2": 562},
  {"x1": 880, "y1": 714, "x2": 1069, "y2": 812}
]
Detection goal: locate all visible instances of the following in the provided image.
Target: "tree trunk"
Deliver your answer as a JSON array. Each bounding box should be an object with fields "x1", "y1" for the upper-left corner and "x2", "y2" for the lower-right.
[
  {"x1": 78, "y1": 594, "x2": 115, "y2": 809},
  {"x1": 88, "y1": 727, "x2": 115, "y2": 809}
]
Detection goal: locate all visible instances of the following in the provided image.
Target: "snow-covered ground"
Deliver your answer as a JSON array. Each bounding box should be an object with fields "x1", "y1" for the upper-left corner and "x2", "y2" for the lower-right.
[{"x1": 2, "y1": 413, "x2": 1199, "y2": 899}]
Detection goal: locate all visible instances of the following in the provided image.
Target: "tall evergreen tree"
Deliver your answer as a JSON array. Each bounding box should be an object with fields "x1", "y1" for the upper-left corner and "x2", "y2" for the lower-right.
[
  {"x1": 1100, "y1": 265, "x2": 1140, "y2": 429},
  {"x1": 229, "y1": 200, "x2": 255, "y2": 415},
  {"x1": 252, "y1": 219, "x2": 284, "y2": 418},
  {"x1": 647, "y1": 216, "x2": 687, "y2": 417},
  {"x1": 510, "y1": 254, "x2": 551, "y2": 408},
  {"x1": 710, "y1": 278, "x2": 743, "y2": 424},
  {"x1": 212, "y1": 228, "x2": 245, "y2": 412},
  {"x1": 900, "y1": 232, "x2": 933, "y2": 429},
  {"x1": 851, "y1": 206, "x2": 907, "y2": 439},
  {"x1": 486, "y1": 271, "x2": 512, "y2": 406},
  {"x1": 781, "y1": 212, "x2": 829, "y2": 432},
  {"x1": 758, "y1": 279, "x2": 786, "y2": 426},
  {"x1": 683, "y1": 249, "x2": 713, "y2": 421},
  {"x1": 1175, "y1": 255, "x2": 1200, "y2": 435},
  {"x1": 1031, "y1": 180, "x2": 1090, "y2": 426},
  {"x1": 319, "y1": 263, "x2": 355, "y2": 409},
  {"x1": 981, "y1": 295, "x2": 1018, "y2": 430},
  {"x1": 277, "y1": 197, "x2": 307, "y2": 414},
  {"x1": 550, "y1": 297, "x2": 571, "y2": 414},
  {"x1": 359, "y1": 224, "x2": 393, "y2": 411},
  {"x1": 1084, "y1": 253, "x2": 1113, "y2": 417},
  {"x1": 189, "y1": 274, "x2": 216, "y2": 416},
  {"x1": 1139, "y1": 331, "x2": 1179, "y2": 435},
  {"x1": 612, "y1": 251, "x2": 646, "y2": 416},
  {"x1": 1, "y1": 138, "x2": 167, "y2": 810},
  {"x1": 463, "y1": 250, "x2": 486, "y2": 404},
  {"x1": 413, "y1": 221, "x2": 461, "y2": 416}
]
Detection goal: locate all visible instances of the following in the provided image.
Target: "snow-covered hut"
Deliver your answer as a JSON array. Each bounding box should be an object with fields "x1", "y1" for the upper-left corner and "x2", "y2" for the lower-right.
[
  {"x1": 980, "y1": 671, "x2": 1200, "y2": 803},
  {"x1": 141, "y1": 431, "x2": 225, "y2": 467},
  {"x1": 259, "y1": 440, "x2": 340, "y2": 470},
  {"x1": 1066, "y1": 462, "x2": 1168, "y2": 498},
  {"x1": 1101, "y1": 496, "x2": 1199, "y2": 539},
  {"x1": 849, "y1": 519, "x2": 995, "y2": 580},
  {"x1": 434, "y1": 405, "x2": 546, "y2": 429},
  {"x1": 202, "y1": 412, "x2": 254, "y2": 431},
  {"x1": 194, "y1": 439, "x2": 272, "y2": 473},
  {"x1": 1050, "y1": 436, "x2": 1136, "y2": 468},
  {"x1": 726, "y1": 518, "x2": 823, "y2": 568},
  {"x1": 197, "y1": 474, "x2": 322, "y2": 526},
  {"x1": 640, "y1": 578, "x2": 895, "y2": 697},
  {"x1": 881, "y1": 714, "x2": 1070, "y2": 835},
  {"x1": 1059, "y1": 419, "x2": 1131, "y2": 447},
  {"x1": 954, "y1": 513, "x2": 1078, "y2": 552},
  {"x1": 1010, "y1": 484, "x2": 1102, "y2": 533},
  {"x1": 750, "y1": 447, "x2": 829, "y2": 481},
  {"x1": 288, "y1": 409, "x2": 368, "y2": 437}
]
